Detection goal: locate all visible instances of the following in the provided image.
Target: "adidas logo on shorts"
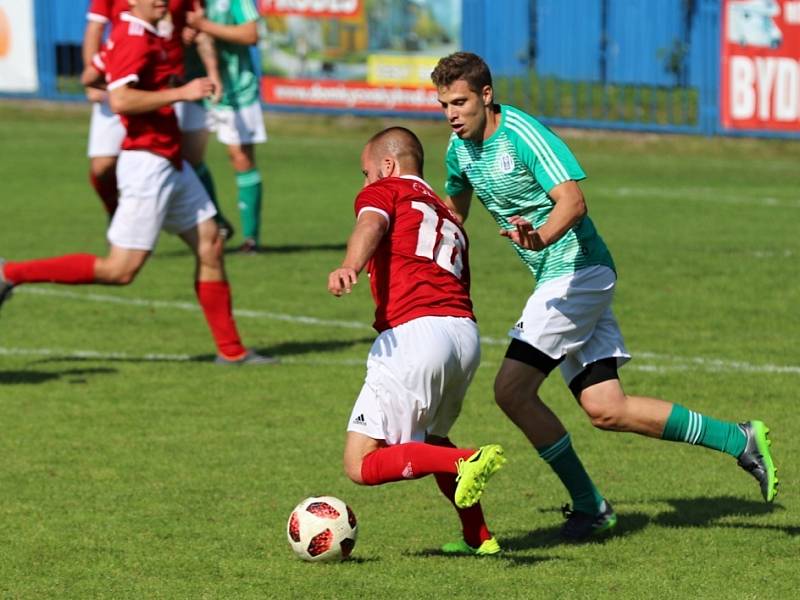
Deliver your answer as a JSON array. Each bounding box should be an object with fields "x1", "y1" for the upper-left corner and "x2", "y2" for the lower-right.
[{"x1": 352, "y1": 414, "x2": 366, "y2": 426}]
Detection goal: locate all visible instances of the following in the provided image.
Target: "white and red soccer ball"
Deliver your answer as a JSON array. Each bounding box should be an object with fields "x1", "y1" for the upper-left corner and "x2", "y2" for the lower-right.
[{"x1": 287, "y1": 496, "x2": 358, "y2": 561}]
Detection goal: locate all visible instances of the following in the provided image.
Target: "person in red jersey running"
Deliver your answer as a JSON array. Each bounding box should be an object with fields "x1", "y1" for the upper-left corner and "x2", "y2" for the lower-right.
[
  {"x1": 81, "y1": 0, "x2": 234, "y2": 237},
  {"x1": 328, "y1": 127, "x2": 505, "y2": 555},
  {"x1": 0, "y1": 0, "x2": 271, "y2": 365}
]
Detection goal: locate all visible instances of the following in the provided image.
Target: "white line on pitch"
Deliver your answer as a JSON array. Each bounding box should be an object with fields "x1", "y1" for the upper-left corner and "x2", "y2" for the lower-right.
[{"x1": 10, "y1": 288, "x2": 800, "y2": 375}]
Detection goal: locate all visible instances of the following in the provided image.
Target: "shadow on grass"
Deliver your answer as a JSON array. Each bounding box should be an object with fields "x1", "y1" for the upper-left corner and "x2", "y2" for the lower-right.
[
  {"x1": 652, "y1": 495, "x2": 795, "y2": 535},
  {"x1": 154, "y1": 242, "x2": 347, "y2": 259},
  {"x1": 502, "y1": 495, "x2": 793, "y2": 552},
  {"x1": 26, "y1": 338, "x2": 375, "y2": 366},
  {"x1": 189, "y1": 338, "x2": 376, "y2": 363},
  {"x1": 0, "y1": 367, "x2": 116, "y2": 384},
  {"x1": 406, "y1": 547, "x2": 559, "y2": 566},
  {"x1": 502, "y1": 510, "x2": 650, "y2": 552}
]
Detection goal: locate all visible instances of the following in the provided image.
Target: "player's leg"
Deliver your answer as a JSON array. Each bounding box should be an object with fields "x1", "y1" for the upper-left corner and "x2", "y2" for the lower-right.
[
  {"x1": 216, "y1": 102, "x2": 266, "y2": 253},
  {"x1": 177, "y1": 100, "x2": 235, "y2": 241},
  {"x1": 346, "y1": 320, "x2": 503, "y2": 494},
  {"x1": 87, "y1": 100, "x2": 124, "y2": 218},
  {"x1": 172, "y1": 165, "x2": 273, "y2": 364},
  {"x1": 228, "y1": 143, "x2": 261, "y2": 253},
  {"x1": 427, "y1": 435, "x2": 500, "y2": 556},
  {"x1": 89, "y1": 156, "x2": 119, "y2": 218},
  {"x1": 575, "y1": 363, "x2": 778, "y2": 502},
  {"x1": 495, "y1": 348, "x2": 613, "y2": 540}
]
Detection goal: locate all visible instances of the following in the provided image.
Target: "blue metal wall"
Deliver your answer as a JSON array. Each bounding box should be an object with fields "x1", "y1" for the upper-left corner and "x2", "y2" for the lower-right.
[{"x1": 13, "y1": 0, "x2": 795, "y2": 137}]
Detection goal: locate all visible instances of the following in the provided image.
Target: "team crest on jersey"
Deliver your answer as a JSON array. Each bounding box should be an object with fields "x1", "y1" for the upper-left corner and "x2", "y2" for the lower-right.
[
  {"x1": 217, "y1": 0, "x2": 231, "y2": 11},
  {"x1": 498, "y1": 152, "x2": 514, "y2": 174}
]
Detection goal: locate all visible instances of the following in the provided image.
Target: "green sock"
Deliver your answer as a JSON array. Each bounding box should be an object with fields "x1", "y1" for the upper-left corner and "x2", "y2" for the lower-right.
[
  {"x1": 661, "y1": 404, "x2": 746, "y2": 457},
  {"x1": 236, "y1": 169, "x2": 262, "y2": 243},
  {"x1": 538, "y1": 434, "x2": 605, "y2": 515},
  {"x1": 193, "y1": 162, "x2": 221, "y2": 212}
]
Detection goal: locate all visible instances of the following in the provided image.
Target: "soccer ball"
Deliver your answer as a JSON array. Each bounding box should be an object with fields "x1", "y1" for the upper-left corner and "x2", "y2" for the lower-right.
[{"x1": 287, "y1": 496, "x2": 358, "y2": 562}]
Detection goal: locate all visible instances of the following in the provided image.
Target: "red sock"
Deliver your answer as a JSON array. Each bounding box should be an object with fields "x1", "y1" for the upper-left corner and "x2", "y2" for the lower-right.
[
  {"x1": 195, "y1": 280, "x2": 246, "y2": 358},
  {"x1": 89, "y1": 170, "x2": 118, "y2": 217},
  {"x1": 3, "y1": 254, "x2": 96, "y2": 285},
  {"x1": 430, "y1": 437, "x2": 492, "y2": 547},
  {"x1": 360, "y1": 442, "x2": 473, "y2": 485}
]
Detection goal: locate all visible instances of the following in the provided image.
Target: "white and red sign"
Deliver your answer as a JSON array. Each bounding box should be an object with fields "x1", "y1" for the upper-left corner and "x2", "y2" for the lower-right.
[
  {"x1": 0, "y1": 0, "x2": 38, "y2": 93},
  {"x1": 721, "y1": 0, "x2": 800, "y2": 131},
  {"x1": 261, "y1": 77, "x2": 440, "y2": 113},
  {"x1": 259, "y1": 0, "x2": 361, "y2": 18}
]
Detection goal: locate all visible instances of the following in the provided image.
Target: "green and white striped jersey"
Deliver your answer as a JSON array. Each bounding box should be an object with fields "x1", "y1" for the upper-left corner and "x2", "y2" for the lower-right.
[
  {"x1": 185, "y1": 0, "x2": 260, "y2": 110},
  {"x1": 444, "y1": 104, "x2": 615, "y2": 286}
]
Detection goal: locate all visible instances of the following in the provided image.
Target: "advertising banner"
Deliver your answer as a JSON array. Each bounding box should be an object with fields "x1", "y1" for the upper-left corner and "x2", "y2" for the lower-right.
[
  {"x1": 258, "y1": 0, "x2": 460, "y2": 113},
  {"x1": 721, "y1": 0, "x2": 800, "y2": 131},
  {"x1": 0, "y1": 0, "x2": 38, "y2": 93}
]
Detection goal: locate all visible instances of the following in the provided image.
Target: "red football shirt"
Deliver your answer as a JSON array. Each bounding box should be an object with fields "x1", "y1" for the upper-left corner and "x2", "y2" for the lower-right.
[
  {"x1": 87, "y1": 0, "x2": 195, "y2": 79},
  {"x1": 354, "y1": 175, "x2": 475, "y2": 332},
  {"x1": 105, "y1": 13, "x2": 182, "y2": 167}
]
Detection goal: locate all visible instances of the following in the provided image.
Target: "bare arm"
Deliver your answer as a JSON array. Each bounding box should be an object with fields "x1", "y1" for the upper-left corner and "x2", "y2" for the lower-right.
[
  {"x1": 82, "y1": 20, "x2": 105, "y2": 68},
  {"x1": 445, "y1": 188, "x2": 473, "y2": 224},
  {"x1": 82, "y1": 20, "x2": 107, "y2": 100},
  {"x1": 187, "y1": 3, "x2": 259, "y2": 47},
  {"x1": 194, "y1": 32, "x2": 222, "y2": 103},
  {"x1": 328, "y1": 212, "x2": 388, "y2": 297},
  {"x1": 500, "y1": 180, "x2": 587, "y2": 250},
  {"x1": 109, "y1": 77, "x2": 214, "y2": 115}
]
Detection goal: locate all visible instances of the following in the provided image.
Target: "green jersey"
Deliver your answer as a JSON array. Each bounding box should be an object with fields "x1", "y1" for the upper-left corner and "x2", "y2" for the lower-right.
[
  {"x1": 185, "y1": 0, "x2": 261, "y2": 109},
  {"x1": 444, "y1": 104, "x2": 615, "y2": 286}
]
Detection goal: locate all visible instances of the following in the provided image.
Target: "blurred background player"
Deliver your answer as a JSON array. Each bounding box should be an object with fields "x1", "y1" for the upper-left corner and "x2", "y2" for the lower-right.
[
  {"x1": 1, "y1": 0, "x2": 272, "y2": 365},
  {"x1": 328, "y1": 127, "x2": 505, "y2": 555},
  {"x1": 186, "y1": 0, "x2": 266, "y2": 254},
  {"x1": 81, "y1": 0, "x2": 236, "y2": 238},
  {"x1": 430, "y1": 51, "x2": 778, "y2": 541}
]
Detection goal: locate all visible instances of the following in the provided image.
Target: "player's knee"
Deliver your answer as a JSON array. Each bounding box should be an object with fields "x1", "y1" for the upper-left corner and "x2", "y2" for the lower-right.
[
  {"x1": 494, "y1": 376, "x2": 527, "y2": 415},
  {"x1": 343, "y1": 458, "x2": 365, "y2": 485},
  {"x1": 580, "y1": 392, "x2": 626, "y2": 431}
]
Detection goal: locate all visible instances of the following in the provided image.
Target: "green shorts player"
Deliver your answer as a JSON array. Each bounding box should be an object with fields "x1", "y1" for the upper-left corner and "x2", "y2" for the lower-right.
[
  {"x1": 430, "y1": 52, "x2": 778, "y2": 541},
  {"x1": 187, "y1": 0, "x2": 266, "y2": 253}
]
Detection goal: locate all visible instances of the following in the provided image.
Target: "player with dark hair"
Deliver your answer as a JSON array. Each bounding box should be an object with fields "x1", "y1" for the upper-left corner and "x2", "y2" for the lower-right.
[
  {"x1": 1, "y1": 0, "x2": 270, "y2": 365},
  {"x1": 430, "y1": 51, "x2": 778, "y2": 541},
  {"x1": 328, "y1": 126, "x2": 505, "y2": 555}
]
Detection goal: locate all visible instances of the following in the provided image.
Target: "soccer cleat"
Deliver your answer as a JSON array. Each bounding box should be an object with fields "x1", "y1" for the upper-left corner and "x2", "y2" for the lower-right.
[
  {"x1": 0, "y1": 258, "x2": 13, "y2": 311},
  {"x1": 737, "y1": 420, "x2": 778, "y2": 503},
  {"x1": 454, "y1": 444, "x2": 506, "y2": 508},
  {"x1": 560, "y1": 499, "x2": 617, "y2": 542},
  {"x1": 238, "y1": 238, "x2": 259, "y2": 254},
  {"x1": 441, "y1": 537, "x2": 501, "y2": 556},
  {"x1": 214, "y1": 350, "x2": 279, "y2": 366}
]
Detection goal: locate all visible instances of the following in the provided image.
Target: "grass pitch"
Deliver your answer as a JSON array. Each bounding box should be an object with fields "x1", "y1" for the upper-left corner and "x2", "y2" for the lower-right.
[{"x1": 0, "y1": 102, "x2": 798, "y2": 599}]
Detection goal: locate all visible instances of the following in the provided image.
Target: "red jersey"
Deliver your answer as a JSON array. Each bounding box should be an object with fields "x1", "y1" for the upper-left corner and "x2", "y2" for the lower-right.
[
  {"x1": 105, "y1": 13, "x2": 182, "y2": 168},
  {"x1": 86, "y1": 0, "x2": 194, "y2": 79},
  {"x1": 355, "y1": 175, "x2": 475, "y2": 332}
]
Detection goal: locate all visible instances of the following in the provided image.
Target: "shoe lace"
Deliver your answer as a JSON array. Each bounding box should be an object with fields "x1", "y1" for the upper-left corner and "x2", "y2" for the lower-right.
[{"x1": 455, "y1": 458, "x2": 465, "y2": 481}]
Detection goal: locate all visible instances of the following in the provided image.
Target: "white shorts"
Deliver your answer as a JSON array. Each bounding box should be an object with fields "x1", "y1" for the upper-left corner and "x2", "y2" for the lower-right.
[
  {"x1": 174, "y1": 100, "x2": 209, "y2": 132},
  {"x1": 509, "y1": 265, "x2": 631, "y2": 384},
  {"x1": 208, "y1": 102, "x2": 267, "y2": 145},
  {"x1": 108, "y1": 151, "x2": 217, "y2": 251},
  {"x1": 87, "y1": 101, "x2": 125, "y2": 158},
  {"x1": 347, "y1": 316, "x2": 480, "y2": 445}
]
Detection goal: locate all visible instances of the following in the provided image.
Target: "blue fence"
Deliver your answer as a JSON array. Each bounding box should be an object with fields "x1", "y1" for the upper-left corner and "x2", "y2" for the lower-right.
[{"x1": 13, "y1": 0, "x2": 797, "y2": 138}]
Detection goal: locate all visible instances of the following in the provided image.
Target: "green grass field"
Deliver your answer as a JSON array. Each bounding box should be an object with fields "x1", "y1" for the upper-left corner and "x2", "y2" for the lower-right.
[{"x1": 0, "y1": 101, "x2": 798, "y2": 599}]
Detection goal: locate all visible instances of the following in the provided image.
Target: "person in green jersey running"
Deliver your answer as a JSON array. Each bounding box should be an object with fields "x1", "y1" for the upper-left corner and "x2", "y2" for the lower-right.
[
  {"x1": 430, "y1": 52, "x2": 778, "y2": 541},
  {"x1": 186, "y1": 0, "x2": 266, "y2": 254}
]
